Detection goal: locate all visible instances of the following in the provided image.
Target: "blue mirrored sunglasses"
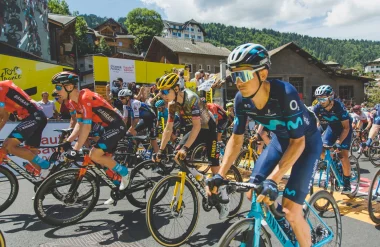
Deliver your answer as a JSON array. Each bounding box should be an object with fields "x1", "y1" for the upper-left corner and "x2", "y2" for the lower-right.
[
  {"x1": 231, "y1": 70, "x2": 254, "y2": 84},
  {"x1": 316, "y1": 97, "x2": 329, "y2": 103},
  {"x1": 55, "y1": 85, "x2": 63, "y2": 91},
  {"x1": 160, "y1": 90, "x2": 170, "y2": 95}
]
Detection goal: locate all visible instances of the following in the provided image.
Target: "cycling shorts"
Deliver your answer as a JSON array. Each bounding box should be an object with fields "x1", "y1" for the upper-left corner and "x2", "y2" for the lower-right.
[
  {"x1": 95, "y1": 121, "x2": 126, "y2": 153},
  {"x1": 178, "y1": 119, "x2": 219, "y2": 166},
  {"x1": 134, "y1": 114, "x2": 157, "y2": 139},
  {"x1": 217, "y1": 118, "x2": 228, "y2": 133},
  {"x1": 322, "y1": 126, "x2": 352, "y2": 150},
  {"x1": 8, "y1": 111, "x2": 47, "y2": 147},
  {"x1": 250, "y1": 130, "x2": 322, "y2": 205}
]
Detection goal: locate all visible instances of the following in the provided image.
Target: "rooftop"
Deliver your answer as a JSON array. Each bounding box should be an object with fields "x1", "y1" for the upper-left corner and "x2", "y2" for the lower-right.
[
  {"x1": 163, "y1": 19, "x2": 206, "y2": 35},
  {"x1": 150, "y1": 36, "x2": 230, "y2": 57},
  {"x1": 48, "y1": 14, "x2": 76, "y2": 27}
]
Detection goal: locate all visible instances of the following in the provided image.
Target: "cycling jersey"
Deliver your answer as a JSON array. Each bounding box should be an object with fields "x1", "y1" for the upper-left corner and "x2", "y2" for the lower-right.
[
  {"x1": 123, "y1": 99, "x2": 156, "y2": 119},
  {"x1": 372, "y1": 104, "x2": 380, "y2": 125},
  {"x1": 207, "y1": 103, "x2": 227, "y2": 121},
  {"x1": 0, "y1": 80, "x2": 42, "y2": 119},
  {"x1": 233, "y1": 79, "x2": 321, "y2": 205},
  {"x1": 234, "y1": 79, "x2": 318, "y2": 139},
  {"x1": 157, "y1": 108, "x2": 168, "y2": 123},
  {"x1": 351, "y1": 111, "x2": 370, "y2": 124}
]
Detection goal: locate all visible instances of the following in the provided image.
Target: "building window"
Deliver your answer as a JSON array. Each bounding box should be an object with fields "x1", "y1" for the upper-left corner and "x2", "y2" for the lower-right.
[
  {"x1": 191, "y1": 28, "x2": 194, "y2": 31},
  {"x1": 177, "y1": 33, "x2": 181, "y2": 37},
  {"x1": 377, "y1": 66, "x2": 380, "y2": 68},
  {"x1": 199, "y1": 64, "x2": 202, "y2": 70},
  {"x1": 197, "y1": 36, "x2": 201, "y2": 40},
  {"x1": 185, "y1": 34, "x2": 189, "y2": 38},
  {"x1": 268, "y1": 77, "x2": 282, "y2": 81},
  {"x1": 207, "y1": 65, "x2": 211, "y2": 71},
  {"x1": 191, "y1": 35, "x2": 195, "y2": 38},
  {"x1": 215, "y1": 66, "x2": 220, "y2": 73},
  {"x1": 198, "y1": 28, "x2": 201, "y2": 32},
  {"x1": 172, "y1": 32, "x2": 177, "y2": 36},
  {"x1": 339, "y1": 86, "x2": 354, "y2": 100},
  {"x1": 186, "y1": 64, "x2": 192, "y2": 73},
  {"x1": 89, "y1": 64, "x2": 93, "y2": 69},
  {"x1": 80, "y1": 64, "x2": 84, "y2": 68},
  {"x1": 289, "y1": 77, "x2": 304, "y2": 94}
]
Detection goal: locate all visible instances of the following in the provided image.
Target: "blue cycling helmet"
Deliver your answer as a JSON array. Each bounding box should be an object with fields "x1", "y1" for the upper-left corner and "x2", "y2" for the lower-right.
[
  {"x1": 227, "y1": 43, "x2": 271, "y2": 70},
  {"x1": 155, "y1": 99, "x2": 165, "y2": 108},
  {"x1": 315, "y1": 85, "x2": 334, "y2": 97}
]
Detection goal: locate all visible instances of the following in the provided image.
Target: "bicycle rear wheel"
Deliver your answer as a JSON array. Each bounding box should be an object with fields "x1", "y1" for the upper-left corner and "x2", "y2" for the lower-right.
[
  {"x1": 233, "y1": 148, "x2": 257, "y2": 171},
  {"x1": 347, "y1": 156, "x2": 360, "y2": 198},
  {"x1": 350, "y1": 138, "x2": 362, "y2": 159},
  {"x1": 368, "y1": 169, "x2": 380, "y2": 224},
  {"x1": 304, "y1": 190, "x2": 342, "y2": 247},
  {"x1": 34, "y1": 168, "x2": 99, "y2": 226},
  {"x1": 146, "y1": 175, "x2": 199, "y2": 247},
  {"x1": 369, "y1": 141, "x2": 380, "y2": 167},
  {"x1": 218, "y1": 218, "x2": 272, "y2": 247},
  {"x1": 0, "y1": 166, "x2": 19, "y2": 213}
]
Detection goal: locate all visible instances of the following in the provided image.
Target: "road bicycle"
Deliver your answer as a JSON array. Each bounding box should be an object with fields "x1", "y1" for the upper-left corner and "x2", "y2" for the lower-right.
[
  {"x1": 0, "y1": 230, "x2": 5, "y2": 247},
  {"x1": 233, "y1": 135, "x2": 261, "y2": 171},
  {"x1": 33, "y1": 135, "x2": 165, "y2": 226},
  {"x1": 218, "y1": 182, "x2": 342, "y2": 247},
  {"x1": 145, "y1": 156, "x2": 244, "y2": 246},
  {"x1": 368, "y1": 168, "x2": 380, "y2": 224},
  {"x1": 0, "y1": 128, "x2": 72, "y2": 213},
  {"x1": 366, "y1": 133, "x2": 380, "y2": 167},
  {"x1": 311, "y1": 146, "x2": 360, "y2": 200},
  {"x1": 350, "y1": 129, "x2": 369, "y2": 159}
]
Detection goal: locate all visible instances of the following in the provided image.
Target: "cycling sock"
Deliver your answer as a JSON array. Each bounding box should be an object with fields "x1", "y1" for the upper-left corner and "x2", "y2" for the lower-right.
[
  {"x1": 112, "y1": 163, "x2": 128, "y2": 177},
  {"x1": 32, "y1": 155, "x2": 50, "y2": 169},
  {"x1": 366, "y1": 138, "x2": 373, "y2": 146},
  {"x1": 343, "y1": 175, "x2": 351, "y2": 186}
]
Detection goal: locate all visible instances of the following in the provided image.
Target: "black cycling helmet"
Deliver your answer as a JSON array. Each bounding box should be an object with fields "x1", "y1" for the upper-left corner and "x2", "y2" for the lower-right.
[{"x1": 51, "y1": 71, "x2": 79, "y2": 85}]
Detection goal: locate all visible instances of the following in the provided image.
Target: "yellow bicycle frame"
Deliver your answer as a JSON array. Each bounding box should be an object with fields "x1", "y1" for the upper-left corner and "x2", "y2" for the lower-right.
[{"x1": 170, "y1": 171, "x2": 186, "y2": 211}]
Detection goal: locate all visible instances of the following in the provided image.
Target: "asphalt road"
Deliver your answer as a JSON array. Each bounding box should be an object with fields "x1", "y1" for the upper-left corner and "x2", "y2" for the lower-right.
[{"x1": 0, "y1": 157, "x2": 379, "y2": 247}]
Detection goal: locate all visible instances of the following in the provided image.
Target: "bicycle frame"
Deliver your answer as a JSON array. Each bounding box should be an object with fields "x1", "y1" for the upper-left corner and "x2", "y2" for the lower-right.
[
  {"x1": 320, "y1": 149, "x2": 344, "y2": 188},
  {"x1": 246, "y1": 188, "x2": 334, "y2": 247}
]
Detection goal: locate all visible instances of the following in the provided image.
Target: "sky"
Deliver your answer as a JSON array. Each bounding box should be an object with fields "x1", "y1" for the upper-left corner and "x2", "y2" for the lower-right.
[{"x1": 64, "y1": 0, "x2": 380, "y2": 41}]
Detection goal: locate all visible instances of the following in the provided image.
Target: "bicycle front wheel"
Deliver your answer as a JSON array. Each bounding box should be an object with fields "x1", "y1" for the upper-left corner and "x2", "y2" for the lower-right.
[
  {"x1": 34, "y1": 168, "x2": 99, "y2": 226},
  {"x1": 368, "y1": 169, "x2": 380, "y2": 224},
  {"x1": 304, "y1": 190, "x2": 342, "y2": 247},
  {"x1": 0, "y1": 230, "x2": 5, "y2": 247},
  {"x1": 146, "y1": 175, "x2": 199, "y2": 247},
  {"x1": 0, "y1": 165, "x2": 19, "y2": 213},
  {"x1": 218, "y1": 218, "x2": 272, "y2": 247},
  {"x1": 368, "y1": 141, "x2": 380, "y2": 167},
  {"x1": 350, "y1": 138, "x2": 362, "y2": 159}
]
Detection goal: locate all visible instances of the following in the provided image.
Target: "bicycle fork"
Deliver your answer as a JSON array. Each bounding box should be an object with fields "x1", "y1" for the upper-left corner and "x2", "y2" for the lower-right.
[
  {"x1": 171, "y1": 172, "x2": 186, "y2": 212},
  {"x1": 65, "y1": 156, "x2": 91, "y2": 202}
]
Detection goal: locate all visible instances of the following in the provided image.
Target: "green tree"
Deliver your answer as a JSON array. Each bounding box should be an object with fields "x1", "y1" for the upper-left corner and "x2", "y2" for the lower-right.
[
  {"x1": 75, "y1": 16, "x2": 94, "y2": 56},
  {"x1": 96, "y1": 37, "x2": 112, "y2": 56},
  {"x1": 125, "y1": 8, "x2": 163, "y2": 52},
  {"x1": 366, "y1": 84, "x2": 380, "y2": 107},
  {"x1": 48, "y1": 0, "x2": 71, "y2": 15}
]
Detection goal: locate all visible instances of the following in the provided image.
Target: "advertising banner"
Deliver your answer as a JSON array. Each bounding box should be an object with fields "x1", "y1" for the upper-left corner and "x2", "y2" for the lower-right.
[
  {"x1": 0, "y1": 0, "x2": 50, "y2": 60},
  {"x1": 0, "y1": 121, "x2": 68, "y2": 165},
  {"x1": 108, "y1": 58, "x2": 136, "y2": 87}
]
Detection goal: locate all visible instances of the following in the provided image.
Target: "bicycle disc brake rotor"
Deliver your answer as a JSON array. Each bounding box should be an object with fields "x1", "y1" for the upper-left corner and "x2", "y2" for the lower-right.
[{"x1": 171, "y1": 201, "x2": 185, "y2": 218}]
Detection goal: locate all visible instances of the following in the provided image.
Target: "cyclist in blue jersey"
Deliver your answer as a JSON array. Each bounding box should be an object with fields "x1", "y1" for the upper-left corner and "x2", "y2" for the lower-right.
[
  {"x1": 362, "y1": 104, "x2": 380, "y2": 152},
  {"x1": 312, "y1": 85, "x2": 353, "y2": 194},
  {"x1": 155, "y1": 99, "x2": 178, "y2": 142},
  {"x1": 206, "y1": 43, "x2": 321, "y2": 247}
]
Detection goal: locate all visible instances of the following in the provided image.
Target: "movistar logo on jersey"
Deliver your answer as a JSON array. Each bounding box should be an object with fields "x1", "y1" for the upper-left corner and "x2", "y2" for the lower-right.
[
  {"x1": 259, "y1": 119, "x2": 286, "y2": 130},
  {"x1": 287, "y1": 117, "x2": 303, "y2": 130},
  {"x1": 285, "y1": 188, "x2": 296, "y2": 196},
  {"x1": 323, "y1": 115, "x2": 339, "y2": 122}
]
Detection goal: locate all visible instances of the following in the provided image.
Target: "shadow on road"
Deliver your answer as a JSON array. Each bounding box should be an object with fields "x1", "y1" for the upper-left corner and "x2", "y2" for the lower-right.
[
  {"x1": 360, "y1": 168, "x2": 370, "y2": 174},
  {"x1": 0, "y1": 213, "x2": 53, "y2": 233}
]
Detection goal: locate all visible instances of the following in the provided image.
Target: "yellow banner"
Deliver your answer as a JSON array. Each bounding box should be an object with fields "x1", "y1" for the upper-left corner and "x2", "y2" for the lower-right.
[
  {"x1": 185, "y1": 81, "x2": 197, "y2": 92},
  {"x1": 0, "y1": 55, "x2": 72, "y2": 101},
  {"x1": 206, "y1": 89, "x2": 213, "y2": 103}
]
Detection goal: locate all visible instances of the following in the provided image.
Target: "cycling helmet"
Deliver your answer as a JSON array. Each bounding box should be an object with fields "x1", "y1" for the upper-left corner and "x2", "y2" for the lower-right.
[
  {"x1": 227, "y1": 43, "x2": 271, "y2": 70},
  {"x1": 118, "y1": 89, "x2": 133, "y2": 97},
  {"x1": 200, "y1": 97, "x2": 206, "y2": 104},
  {"x1": 155, "y1": 99, "x2": 165, "y2": 108},
  {"x1": 51, "y1": 71, "x2": 79, "y2": 85},
  {"x1": 353, "y1": 105, "x2": 361, "y2": 111},
  {"x1": 314, "y1": 85, "x2": 334, "y2": 97},
  {"x1": 226, "y1": 102, "x2": 234, "y2": 108},
  {"x1": 157, "y1": 73, "x2": 179, "y2": 90}
]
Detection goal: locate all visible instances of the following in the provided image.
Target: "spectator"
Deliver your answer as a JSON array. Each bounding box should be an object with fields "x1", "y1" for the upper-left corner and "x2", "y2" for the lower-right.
[
  {"x1": 178, "y1": 70, "x2": 185, "y2": 90},
  {"x1": 38, "y1": 92, "x2": 58, "y2": 119},
  {"x1": 361, "y1": 102, "x2": 368, "y2": 112},
  {"x1": 52, "y1": 91, "x2": 71, "y2": 119},
  {"x1": 111, "y1": 80, "x2": 123, "y2": 111},
  {"x1": 204, "y1": 72, "x2": 210, "y2": 80}
]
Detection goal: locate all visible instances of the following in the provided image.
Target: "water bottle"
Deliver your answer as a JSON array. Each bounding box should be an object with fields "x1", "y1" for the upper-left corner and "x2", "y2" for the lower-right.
[
  {"x1": 188, "y1": 167, "x2": 204, "y2": 181},
  {"x1": 275, "y1": 203, "x2": 295, "y2": 242},
  {"x1": 144, "y1": 148, "x2": 152, "y2": 160},
  {"x1": 105, "y1": 168, "x2": 121, "y2": 185},
  {"x1": 23, "y1": 162, "x2": 40, "y2": 177}
]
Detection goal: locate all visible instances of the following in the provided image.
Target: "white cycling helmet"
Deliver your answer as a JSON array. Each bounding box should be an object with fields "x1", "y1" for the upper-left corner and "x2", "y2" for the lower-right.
[
  {"x1": 227, "y1": 43, "x2": 271, "y2": 69},
  {"x1": 118, "y1": 89, "x2": 133, "y2": 97}
]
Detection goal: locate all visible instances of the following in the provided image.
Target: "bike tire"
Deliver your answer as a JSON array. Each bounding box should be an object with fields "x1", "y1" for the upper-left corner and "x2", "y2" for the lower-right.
[
  {"x1": 304, "y1": 190, "x2": 342, "y2": 247},
  {"x1": 347, "y1": 156, "x2": 360, "y2": 199},
  {"x1": 368, "y1": 169, "x2": 380, "y2": 224},
  {"x1": 350, "y1": 138, "x2": 362, "y2": 159},
  {"x1": 34, "y1": 168, "x2": 99, "y2": 226},
  {"x1": 226, "y1": 165, "x2": 244, "y2": 217},
  {"x1": 218, "y1": 218, "x2": 272, "y2": 247},
  {"x1": 233, "y1": 148, "x2": 257, "y2": 170},
  {"x1": 146, "y1": 175, "x2": 199, "y2": 247},
  {"x1": 126, "y1": 160, "x2": 169, "y2": 209},
  {"x1": 0, "y1": 230, "x2": 5, "y2": 247},
  {"x1": 369, "y1": 141, "x2": 380, "y2": 167},
  {"x1": 0, "y1": 166, "x2": 19, "y2": 213},
  {"x1": 190, "y1": 143, "x2": 211, "y2": 174}
]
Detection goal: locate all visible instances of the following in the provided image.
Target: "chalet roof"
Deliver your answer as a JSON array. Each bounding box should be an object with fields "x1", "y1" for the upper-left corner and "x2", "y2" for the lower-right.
[
  {"x1": 48, "y1": 14, "x2": 76, "y2": 27},
  {"x1": 116, "y1": 35, "x2": 136, "y2": 39},
  {"x1": 114, "y1": 52, "x2": 144, "y2": 60},
  {"x1": 147, "y1": 36, "x2": 230, "y2": 57},
  {"x1": 268, "y1": 42, "x2": 374, "y2": 82},
  {"x1": 325, "y1": 61, "x2": 340, "y2": 65},
  {"x1": 163, "y1": 19, "x2": 206, "y2": 36},
  {"x1": 93, "y1": 18, "x2": 128, "y2": 34}
]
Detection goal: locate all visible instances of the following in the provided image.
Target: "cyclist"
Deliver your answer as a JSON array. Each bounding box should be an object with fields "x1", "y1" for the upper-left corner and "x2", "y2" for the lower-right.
[
  {"x1": 351, "y1": 104, "x2": 372, "y2": 131},
  {"x1": 118, "y1": 89, "x2": 159, "y2": 155},
  {"x1": 200, "y1": 98, "x2": 228, "y2": 144},
  {"x1": 51, "y1": 72, "x2": 130, "y2": 191},
  {"x1": 0, "y1": 80, "x2": 49, "y2": 173},
  {"x1": 155, "y1": 99, "x2": 178, "y2": 142},
  {"x1": 154, "y1": 73, "x2": 230, "y2": 219},
  {"x1": 362, "y1": 104, "x2": 380, "y2": 152},
  {"x1": 312, "y1": 85, "x2": 353, "y2": 194},
  {"x1": 226, "y1": 102, "x2": 235, "y2": 126},
  {"x1": 205, "y1": 43, "x2": 321, "y2": 247}
]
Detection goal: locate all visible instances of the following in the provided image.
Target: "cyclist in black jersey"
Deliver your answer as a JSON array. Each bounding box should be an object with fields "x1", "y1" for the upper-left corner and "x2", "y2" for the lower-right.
[{"x1": 153, "y1": 73, "x2": 230, "y2": 219}]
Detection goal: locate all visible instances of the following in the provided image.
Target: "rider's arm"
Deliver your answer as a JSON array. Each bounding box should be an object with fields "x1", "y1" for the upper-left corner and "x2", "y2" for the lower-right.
[
  {"x1": 160, "y1": 102, "x2": 176, "y2": 150},
  {"x1": 0, "y1": 108, "x2": 9, "y2": 131},
  {"x1": 69, "y1": 111, "x2": 77, "y2": 129},
  {"x1": 73, "y1": 123, "x2": 91, "y2": 150},
  {"x1": 218, "y1": 133, "x2": 244, "y2": 177},
  {"x1": 183, "y1": 117, "x2": 201, "y2": 149},
  {"x1": 336, "y1": 119, "x2": 350, "y2": 145},
  {"x1": 67, "y1": 113, "x2": 82, "y2": 141},
  {"x1": 365, "y1": 113, "x2": 372, "y2": 131}
]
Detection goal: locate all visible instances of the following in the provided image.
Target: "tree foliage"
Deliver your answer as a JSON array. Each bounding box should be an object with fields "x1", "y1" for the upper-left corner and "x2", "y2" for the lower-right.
[
  {"x1": 203, "y1": 23, "x2": 380, "y2": 68},
  {"x1": 48, "y1": 0, "x2": 71, "y2": 15},
  {"x1": 75, "y1": 16, "x2": 94, "y2": 56},
  {"x1": 96, "y1": 37, "x2": 112, "y2": 56},
  {"x1": 80, "y1": 14, "x2": 108, "y2": 28},
  {"x1": 124, "y1": 8, "x2": 163, "y2": 53},
  {"x1": 366, "y1": 83, "x2": 380, "y2": 107}
]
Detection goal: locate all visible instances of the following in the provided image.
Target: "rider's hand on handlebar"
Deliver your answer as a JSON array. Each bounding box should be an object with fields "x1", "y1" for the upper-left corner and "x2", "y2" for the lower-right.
[
  {"x1": 332, "y1": 142, "x2": 342, "y2": 153},
  {"x1": 64, "y1": 149, "x2": 80, "y2": 161},
  {"x1": 175, "y1": 146, "x2": 188, "y2": 161},
  {"x1": 205, "y1": 174, "x2": 225, "y2": 196},
  {"x1": 153, "y1": 149, "x2": 164, "y2": 162},
  {"x1": 61, "y1": 141, "x2": 72, "y2": 152},
  {"x1": 256, "y1": 179, "x2": 278, "y2": 206}
]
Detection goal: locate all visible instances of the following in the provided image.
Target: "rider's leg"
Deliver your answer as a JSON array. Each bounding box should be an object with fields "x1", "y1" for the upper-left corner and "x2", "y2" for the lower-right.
[{"x1": 364, "y1": 124, "x2": 380, "y2": 150}]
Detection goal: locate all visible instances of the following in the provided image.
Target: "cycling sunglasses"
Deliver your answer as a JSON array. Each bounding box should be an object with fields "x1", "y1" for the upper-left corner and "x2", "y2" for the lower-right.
[
  {"x1": 118, "y1": 96, "x2": 127, "y2": 100},
  {"x1": 55, "y1": 85, "x2": 63, "y2": 91},
  {"x1": 160, "y1": 89, "x2": 170, "y2": 95},
  {"x1": 230, "y1": 67, "x2": 264, "y2": 84},
  {"x1": 316, "y1": 97, "x2": 329, "y2": 103}
]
